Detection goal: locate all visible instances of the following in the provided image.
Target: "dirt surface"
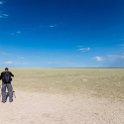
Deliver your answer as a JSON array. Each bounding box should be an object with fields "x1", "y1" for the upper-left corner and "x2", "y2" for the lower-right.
[{"x1": 0, "y1": 90, "x2": 124, "y2": 124}]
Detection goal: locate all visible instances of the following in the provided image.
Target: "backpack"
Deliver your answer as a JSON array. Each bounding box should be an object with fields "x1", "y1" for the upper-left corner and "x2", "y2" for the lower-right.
[{"x1": 3, "y1": 72, "x2": 11, "y2": 83}]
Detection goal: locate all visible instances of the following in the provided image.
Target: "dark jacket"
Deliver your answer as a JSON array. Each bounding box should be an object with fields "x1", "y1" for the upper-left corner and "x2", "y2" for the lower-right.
[{"x1": 0, "y1": 71, "x2": 14, "y2": 83}]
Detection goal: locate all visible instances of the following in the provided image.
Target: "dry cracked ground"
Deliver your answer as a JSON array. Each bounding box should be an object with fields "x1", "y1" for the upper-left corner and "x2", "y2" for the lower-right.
[{"x1": 0, "y1": 90, "x2": 124, "y2": 124}]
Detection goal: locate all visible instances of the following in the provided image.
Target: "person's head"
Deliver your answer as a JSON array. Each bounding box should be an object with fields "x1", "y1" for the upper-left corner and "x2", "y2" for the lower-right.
[{"x1": 5, "y1": 67, "x2": 9, "y2": 72}]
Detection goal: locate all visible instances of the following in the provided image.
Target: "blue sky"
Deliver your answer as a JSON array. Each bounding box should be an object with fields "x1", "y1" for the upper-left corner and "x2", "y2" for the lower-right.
[{"x1": 0, "y1": 0, "x2": 124, "y2": 67}]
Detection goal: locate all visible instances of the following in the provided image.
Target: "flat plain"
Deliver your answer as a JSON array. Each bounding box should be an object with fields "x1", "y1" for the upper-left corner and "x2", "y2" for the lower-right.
[{"x1": 0, "y1": 68, "x2": 124, "y2": 124}]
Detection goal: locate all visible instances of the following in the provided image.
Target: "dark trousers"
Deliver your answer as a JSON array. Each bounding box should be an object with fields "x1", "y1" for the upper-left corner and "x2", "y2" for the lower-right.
[{"x1": 1, "y1": 82, "x2": 13, "y2": 102}]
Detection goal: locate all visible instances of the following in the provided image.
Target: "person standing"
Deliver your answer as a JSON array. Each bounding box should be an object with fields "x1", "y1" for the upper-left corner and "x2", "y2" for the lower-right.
[{"x1": 0, "y1": 67, "x2": 14, "y2": 103}]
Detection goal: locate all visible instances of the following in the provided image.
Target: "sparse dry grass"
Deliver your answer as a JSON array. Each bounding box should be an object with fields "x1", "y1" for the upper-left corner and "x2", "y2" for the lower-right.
[
  {"x1": 0, "y1": 68, "x2": 124, "y2": 124},
  {"x1": 0, "y1": 68, "x2": 124, "y2": 99}
]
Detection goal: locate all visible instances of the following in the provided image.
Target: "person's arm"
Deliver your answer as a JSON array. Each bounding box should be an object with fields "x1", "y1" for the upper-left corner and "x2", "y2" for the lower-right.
[
  {"x1": 0, "y1": 72, "x2": 3, "y2": 80},
  {"x1": 10, "y1": 72, "x2": 14, "y2": 77}
]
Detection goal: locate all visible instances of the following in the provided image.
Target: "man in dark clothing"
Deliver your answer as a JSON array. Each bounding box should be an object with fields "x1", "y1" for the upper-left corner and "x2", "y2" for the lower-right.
[{"x1": 0, "y1": 67, "x2": 14, "y2": 103}]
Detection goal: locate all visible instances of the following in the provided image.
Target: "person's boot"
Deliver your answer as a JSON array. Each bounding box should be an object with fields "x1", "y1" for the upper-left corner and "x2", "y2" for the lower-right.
[
  {"x1": 2, "y1": 100, "x2": 6, "y2": 103},
  {"x1": 9, "y1": 100, "x2": 13, "y2": 103}
]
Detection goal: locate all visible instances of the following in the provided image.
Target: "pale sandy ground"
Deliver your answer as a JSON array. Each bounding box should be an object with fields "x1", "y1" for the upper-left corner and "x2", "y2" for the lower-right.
[{"x1": 0, "y1": 90, "x2": 124, "y2": 124}]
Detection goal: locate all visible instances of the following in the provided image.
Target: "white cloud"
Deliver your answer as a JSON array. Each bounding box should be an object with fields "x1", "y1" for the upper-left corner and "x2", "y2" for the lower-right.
[
  {"x1": 14, "y1": 61, "x2": 28, "y2": 65},
  {"x1": 49, "y1": 24, "x2": 57, "y2": 28},
  {"x1": 101, "y1": 54, "x2": 124, "y2": 67},
  {"x1": 4, "y1": 61, "x2": 13, "y2": 65},
  {"x1": 39, "y1": 24, "x2": 57, "y2": 29},
  {"x1": 94, "y1": 56, "x2": 103, "y2": 62},
  {"x1": 93, "y1": 54, "x2": 124, "y2": 67},
  {"x1": 0, "y1": 52, "x2": 27, "y2": 67},
  {"x1": 105, "y1": 54, "x2": 124, "y2": 65},
  {"x1": 3, "y1": 60, "x2": 28, "y2": 66},
  {"x1": 0, "y1": 14, "x2": 8, "y2": 18},
  {"x1": 0, "y1": 1, "x2": 8, "y2": 19},
  {"x1": 0, "y1": 1, "x2": 4, "y2": 5},
  {"x1": 79, "y1": 47, "x2": 91, "y2": 52},
  {"x1": 16, "y1": 31, "x2": 21, "y2": 34},
  {"x1": 2, "y1": 13, "x2": 8, "y2": 17},
  {"x1": 10, "y1": 31, "x2": 21, "y2": 36}
]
